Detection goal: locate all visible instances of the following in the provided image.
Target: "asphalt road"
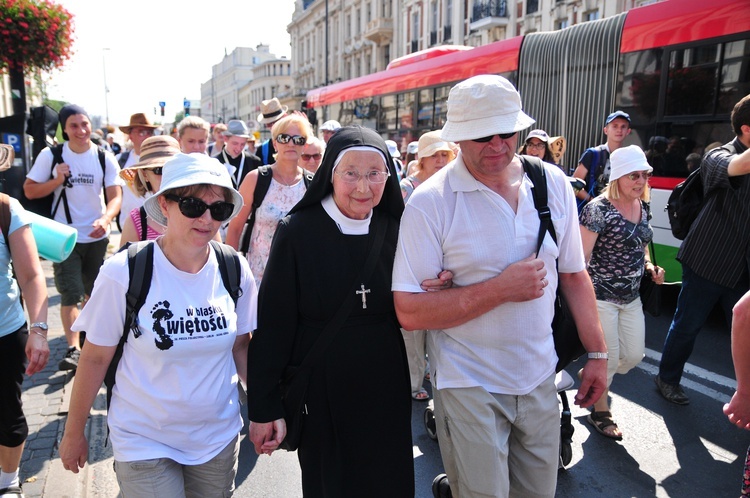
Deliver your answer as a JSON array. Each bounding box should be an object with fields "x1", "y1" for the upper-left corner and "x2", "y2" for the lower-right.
[{"x1": 233, "y1": 284, "x2": 746, "y2": 498}]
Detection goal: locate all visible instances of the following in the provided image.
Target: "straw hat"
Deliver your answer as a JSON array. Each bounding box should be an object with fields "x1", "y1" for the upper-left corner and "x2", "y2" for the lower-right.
[
  {"x1": 0, "y1": 144, "x2": 14, "y2": 172},
  {"x1": 548, "y1": 136, "x2": 567, "y2": 165},
  {"x1": 119, "y1": 113, "x2": 159, "y2": 134},
  {"x1": 257, "y1": 98, "x2": 289, "y2": 124},
  {"x1": 441, "y1": 75, "x2": 535, "y2": 142},
  {"x1": 143, "y1": 153, "x2": 244, "y2": 226},
  {"x1": 118, "y1": 136, "x2": 181, "y2": 184}
]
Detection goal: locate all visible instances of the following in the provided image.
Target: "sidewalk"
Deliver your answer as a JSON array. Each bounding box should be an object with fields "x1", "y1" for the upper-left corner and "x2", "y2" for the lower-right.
[{"x1": 18, "y1": 239, "x2": 120, "y2": 498}]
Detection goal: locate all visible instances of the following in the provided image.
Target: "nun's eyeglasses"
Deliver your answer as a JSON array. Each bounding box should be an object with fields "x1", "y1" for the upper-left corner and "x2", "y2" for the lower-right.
[
  {"x1": 335, "y1": 170, "x2": 391, "y2": 184},
  {"x1": 275, "y1": 134, "x2": 307, "y2": 146}
]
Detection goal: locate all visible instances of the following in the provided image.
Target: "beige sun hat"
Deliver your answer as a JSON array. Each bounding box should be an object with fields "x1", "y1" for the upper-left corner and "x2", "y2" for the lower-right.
[
  {"x1": 257, "y1": 98, "x2": 289, "y2": 125},
  {"x1": 0, "y1": 144, "x2": 14, "y2": 172},
  {"x1": 119, "y1": 113, "x2": 159, "y2": 134},
  {"x1": 417, "y1": 131, "x2": 455, "y2": 160},
  {"x1": 118, "y1": 136, "x2": 181, "y2": 184}
]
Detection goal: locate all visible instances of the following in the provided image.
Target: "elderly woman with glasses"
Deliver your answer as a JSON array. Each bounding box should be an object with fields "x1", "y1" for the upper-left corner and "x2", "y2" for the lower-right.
[
  {"x1": 59, "y1": 153, "x2": 257, "y2": 497},
  {"x1": 246, "y1": 126, "x2": 415, "y2": 496},
  {"x1": 226, "y1": 113, "x2": 313, "y2": 287},
  {"x1": 579, "y1": 145, "x2": 665, "y2": 441}
]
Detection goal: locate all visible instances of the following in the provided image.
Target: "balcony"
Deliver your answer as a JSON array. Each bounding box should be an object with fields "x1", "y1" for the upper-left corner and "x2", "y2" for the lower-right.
[
  {"x1": 364, "y1": 17, "x2": 394, "y2": 45},
  {"x1": 470, "y1": 0, "x2": 509, "y2": 31}
]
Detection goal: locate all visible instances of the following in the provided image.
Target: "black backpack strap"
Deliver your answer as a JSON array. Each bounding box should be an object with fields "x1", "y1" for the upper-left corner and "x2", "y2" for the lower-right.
[
  {"x1": 210, "y1": 241, "x2": 243, "y2": 306},
  {"x1": 302, "y1": 169, "x2": 314, "y2": 186},
  {"x1": 105, "y1": 240, "x2": 153, "y2": 413},
  {"x1": 139, "y1": 206, "x2": 148, "y2": 241},
  {"x1": 49, "y1": 144, "x2": 73, "y2": 224},
  {"x1": 117, "y1": 150, "x2": 130, "y2": 168},
  {"x1": 239, "y1": 166, "x2": 273, "y2": 254},
  {"x1": 522, "y1": 155, "x2": 557, "y2": 253}
]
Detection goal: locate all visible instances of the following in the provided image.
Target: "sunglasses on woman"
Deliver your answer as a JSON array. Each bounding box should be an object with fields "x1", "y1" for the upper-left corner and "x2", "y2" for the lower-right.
[
  {"x1": 275, "y1": 134, "x2": 307, "y2": 146},
  {"x1": 300, "y1": 153, "x2": 322, "y2": 161},
  {"x1": 473, "y1": 132, "x2": 517, "y2": 143},
  {"x1": 149, "y1": 167, "x2": 163, "y2": 175},
  {"x1": 626, "y1": 171, "x2": 653, "y2": 181},
  {"x1": 164, "y1": 194, "x2": 235, "y2": 221}
]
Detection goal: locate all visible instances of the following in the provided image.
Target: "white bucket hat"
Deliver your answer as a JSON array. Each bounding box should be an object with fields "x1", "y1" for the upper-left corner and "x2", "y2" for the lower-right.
[
  {"x1": 609, "y1": 145, "x2": 653, "y2": 182},
  {"x1": 143, "y1": 153, "x2": 244, "y2": 226},
  {"x1": 441, "y1": 75, "x2": 536, "y2": 142},
  {"x1": 384, "y1": 140, "x2": 401, "y2": 158}
]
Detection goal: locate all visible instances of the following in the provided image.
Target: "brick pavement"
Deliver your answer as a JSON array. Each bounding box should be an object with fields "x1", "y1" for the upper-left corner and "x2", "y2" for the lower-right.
[{"x1": 17, "y1": 237, "x2": 121, "y2": 498}]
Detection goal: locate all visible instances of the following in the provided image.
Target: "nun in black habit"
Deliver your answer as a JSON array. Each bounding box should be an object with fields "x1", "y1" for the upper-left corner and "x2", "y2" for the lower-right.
[{"x1": 247, "y1": 126, "x2": 414, "y2": 497}]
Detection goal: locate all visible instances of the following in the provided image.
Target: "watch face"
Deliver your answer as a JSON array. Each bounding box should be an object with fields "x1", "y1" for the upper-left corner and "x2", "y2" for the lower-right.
[{"x1": 31, "y1": 322, "x2": 48, "y2": 331}]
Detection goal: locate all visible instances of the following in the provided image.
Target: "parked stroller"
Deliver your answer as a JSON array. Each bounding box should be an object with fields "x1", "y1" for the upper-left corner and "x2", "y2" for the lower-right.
[{"x1": 426, "y1": 370, "x2": 577, "y2": 497}]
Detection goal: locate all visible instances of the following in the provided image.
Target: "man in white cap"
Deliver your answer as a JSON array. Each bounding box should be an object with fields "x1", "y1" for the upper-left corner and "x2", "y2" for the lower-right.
[
  {"x1": 392, "y1": 75, "x2": 607, "y2": 497},
  {"x1": 215, "y1": 119, "x2": 262, "y2": 188},
  {"x1": 256, "y1": 98, "x2": 288, "y2": 165},
  {"x1": 319, "y1": 119, "x2": 341, "y2": 143}
]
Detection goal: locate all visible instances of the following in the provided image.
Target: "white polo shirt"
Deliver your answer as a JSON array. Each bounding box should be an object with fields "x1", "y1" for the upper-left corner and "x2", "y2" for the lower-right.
[{"x1": 392, "y1": 153, "x2": 585, "y2": 395}]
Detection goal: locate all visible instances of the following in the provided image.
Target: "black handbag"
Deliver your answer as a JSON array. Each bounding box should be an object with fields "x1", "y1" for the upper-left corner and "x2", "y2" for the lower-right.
[
  {"x1": 278, "y1": 215, "x2": 387, "y2": 451},
  {"x1": 640, "y1": 241, "x2": 661, "y2": 317},
  {"x1": 523, "y1": 157, "x2": 587, "y2": 372}
]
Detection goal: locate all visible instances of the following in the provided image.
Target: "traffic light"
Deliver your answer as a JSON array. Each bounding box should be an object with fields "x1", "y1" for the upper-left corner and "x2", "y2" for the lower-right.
[{"x1": 159, "y1": 101, "x2": 165, "y2": 116}]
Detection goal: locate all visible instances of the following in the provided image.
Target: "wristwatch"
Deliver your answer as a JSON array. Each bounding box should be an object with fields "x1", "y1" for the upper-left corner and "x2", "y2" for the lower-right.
[
  {"x1": 30, "y1": 322, "x2": 48, "y2": 332},
  {"x1": 587, "y1": 352, "x2": 608, "y2": 360}
]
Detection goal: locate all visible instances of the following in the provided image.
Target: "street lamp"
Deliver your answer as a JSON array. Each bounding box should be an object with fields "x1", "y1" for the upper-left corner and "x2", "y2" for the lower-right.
[{"x1": 102, "y1": 48, "x2": 110, "y2": 127}]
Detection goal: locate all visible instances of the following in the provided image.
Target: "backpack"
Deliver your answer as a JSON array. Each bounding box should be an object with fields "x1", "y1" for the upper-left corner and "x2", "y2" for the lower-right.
[
  {"x1": 576, "y1": 146, "x2": 605, "y2": 214},
  {"x1": 103, "y1": 240, "x2": 242, "y2": 412},
  {"x1": 666, "y1": 141, "x2": 736, "y2": 240},
  {"x1": 24, "y1": 144, "x2": 108, "y2": 223},
  {"x1": 521, "y1": 156, "x2": 587, "y2": 372},
  {"x1": 238, "y1": 166, "x2": 314, "y2": 255}
]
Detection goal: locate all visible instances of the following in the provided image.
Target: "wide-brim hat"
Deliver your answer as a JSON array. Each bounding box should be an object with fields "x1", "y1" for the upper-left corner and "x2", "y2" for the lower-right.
[
  {"x1": 441, "y1": 75, "x2": 535, "y2": 142},
  {"x1": 143, "y1": 153, "x2": 244, "y2": 226},
  {"x1": 0, "y1": 144, "x2": 14, "y2": 172},
  {"x1": 609, "y1": 145, "x2": 653, "y2": 182},
  {"x1": 257, "y1": 98, "x2": 289, "y2": 124},
  {"x1": 120, "y1": 113, "x2": 159, "y2": 134},
  {"x1": 118, "y1": 136, "x2": 181, "y2": 183},
  {"x1": 222, "y1": 119, "x2": 251, "y2": 138},
  {"x1": 548, "y1": 136, "x2": 567, "y2": 164},
  {"x1": 418, "y1": 131, "x2": 454, "y2": 160}
]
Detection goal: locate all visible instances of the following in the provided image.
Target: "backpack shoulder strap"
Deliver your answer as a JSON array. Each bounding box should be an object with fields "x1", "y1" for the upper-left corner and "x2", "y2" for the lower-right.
[
  {"x1": 0, "y1": 193, "x2": 11, "y2": 248},
  {"x1": 117, "y1": 150, "x2": 130, "y2": 168},
  {"x1": 50, "y1": 144, "x2": 65, "y2": 173},
  {"x1": 210, "y1": 241, "x2": 242, "y2": 306},
  {"x1": 253, "y1": 166, "x2": 273, "y2": 209},
  {"x1": 125, "y1": 241, "x2": 154, "y2": 340},
  {"x1": 521, "y1": 156, "x2": 558, "y2": 253},
  {"x1": 138, "y1": 206, "x2": 148, "y2": 241},
  {"x1": 302, "y1": 169, "x2": 315, "y2": 186},
  {"x1": 98, "y1": 148, "x2": 109, "y2": 205},
  {"x1": 49, "y1": 144, "x2": 72, "y2": 223}
]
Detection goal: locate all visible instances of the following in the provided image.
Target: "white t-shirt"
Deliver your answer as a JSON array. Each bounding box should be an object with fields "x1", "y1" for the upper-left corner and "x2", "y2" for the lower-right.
[
  {"x1": 115, "y1": 151, "x2": 145, "y2": 229},
  {"x1": 392, "y1": 154, "x2": 585, "y2": 395},
  {"x1": 73, "y1": 241, "x2": 258, "y2": 464},
  {"x1": 26, "y1": 143, "x2": 120, "y2": 243}
]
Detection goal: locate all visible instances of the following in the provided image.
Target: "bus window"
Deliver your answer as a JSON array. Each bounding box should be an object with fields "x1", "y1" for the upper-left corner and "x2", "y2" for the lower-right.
[
  {"x1": 666, "y1": 44, "x2": 719, "y2": 117},
  {"x1": 434, "y1": 86, "x2": 450, "y2": 129},
  {"x1": 398, "y1": 92, "x2": 416, "y2": 130},
  {"x1": 379, "y1": 95, "x2": 397, "y2": 132},
  {"x1": 417, "y1": 89, "x2": 434, "y2": 129},
  {"x1": 719, "y1": 40, "x2": 750, "y2": 114}
]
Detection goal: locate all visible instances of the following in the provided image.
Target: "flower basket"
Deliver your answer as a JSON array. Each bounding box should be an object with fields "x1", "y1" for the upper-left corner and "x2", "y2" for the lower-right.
[{"x1": 0, "y1": 0, "x2": 75, "y2": 73}]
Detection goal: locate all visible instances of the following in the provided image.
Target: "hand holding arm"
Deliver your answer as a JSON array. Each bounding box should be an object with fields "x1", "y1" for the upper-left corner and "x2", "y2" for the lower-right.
[{"x1": 249, "y1": 419, "x2": 287, "y2": 455}]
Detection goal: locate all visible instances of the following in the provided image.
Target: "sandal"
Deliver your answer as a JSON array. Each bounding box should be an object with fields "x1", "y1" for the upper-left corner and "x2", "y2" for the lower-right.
[
  {"x1": 587, "y1": 411, "x2": 623, "y2": 441},
  {"x1": 0, "y1": 485, "x2": 25, "y2": 498},
  {"x1": 412, "y1": 389, "x2": 430, "y2": 401}
]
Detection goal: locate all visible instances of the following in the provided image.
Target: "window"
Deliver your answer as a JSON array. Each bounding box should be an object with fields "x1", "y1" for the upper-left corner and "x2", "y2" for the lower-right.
[
  {"x1": 555, "y1": 18, "x2": 569, "y2": 30},
  {"x1": 666, "y1": 44, "x2": 719, "y2": 116},
  {"x1": 357, "y1": 8, "x2": 361, "y2": 35},
  {"x1": 397, "y1": 92, "x2": 416, "y2": 130},
  {"x1": 446, "y1": 0, "x2": 452, "y2": 26},
  {"x1": 346, "y1": 14, "x2": 351, "y2": 39},
  {"x1": 585, "y1": 10, "x2": 599, "y2": 21},
  {"x1": 379, "y1": 94, "x2": 397, "y2": 131},
  {"x1": 412, "y1": 12, "x2": 420, "y2": 42},
  {"x1": 719, "y1": 40, "x2": 750, "y2": 113},
  {"x1": 527, "y1": 0, "x2": 539, "y2": 15},
  {"x1": 417, "y1": 89, "x2": 434, "y2": 129},
  {"x1": 432, "y1": 1, "x2": 438, "y2": 32}
]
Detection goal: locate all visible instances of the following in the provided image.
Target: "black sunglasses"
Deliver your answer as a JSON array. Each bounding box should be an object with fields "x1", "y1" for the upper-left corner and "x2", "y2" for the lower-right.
[
  {"x1": 275, "y1": 133, "x2": 307, "y2": 146},
  {"x1": 150, "y1": 167, "x2": 163, "y2": 175},
  {"x1": 164, "y1": 194, "x2": 235, "y2": 222},
  {"x1": 472, "y1": 132, "x2": 517, "y2": 143}
]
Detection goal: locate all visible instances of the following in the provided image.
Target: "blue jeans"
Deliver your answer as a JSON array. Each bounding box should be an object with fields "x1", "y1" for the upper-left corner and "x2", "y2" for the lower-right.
[{"x1": 658, "y1": 264, "x2": 746, "y2": 385}]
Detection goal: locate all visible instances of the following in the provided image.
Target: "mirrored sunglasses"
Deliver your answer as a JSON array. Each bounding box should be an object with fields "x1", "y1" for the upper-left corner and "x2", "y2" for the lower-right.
[
  {"x1": 275, "y1": 134, "x2": 306, "y2": 146},
  {"x1": 164, "y1": 194, "x2": 235, "y2": 222},
  {"x1": 473, "y1": 132, "x2": 517, "y2": 143}
]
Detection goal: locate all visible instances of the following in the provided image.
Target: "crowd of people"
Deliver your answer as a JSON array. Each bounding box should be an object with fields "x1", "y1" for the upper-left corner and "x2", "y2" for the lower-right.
[{"x1": 1, "y1": 77, "x2": 749, "y2": 497}]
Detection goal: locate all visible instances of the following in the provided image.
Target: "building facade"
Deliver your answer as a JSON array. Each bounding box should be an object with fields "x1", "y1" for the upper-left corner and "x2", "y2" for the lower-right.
[{"x1": 287, "y1": 0, "x2": 657, "y2": 105}]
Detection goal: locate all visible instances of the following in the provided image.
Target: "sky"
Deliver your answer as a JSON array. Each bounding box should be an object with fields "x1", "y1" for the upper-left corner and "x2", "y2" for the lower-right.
[{"x1": 44, "y1": 0, "x2": 295, "y2": 128}]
